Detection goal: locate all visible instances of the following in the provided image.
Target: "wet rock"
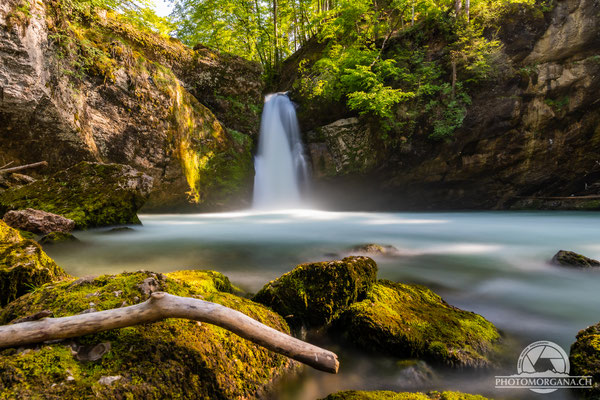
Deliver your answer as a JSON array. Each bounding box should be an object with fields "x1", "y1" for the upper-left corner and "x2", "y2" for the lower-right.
[
  {"x1": 331, "y1": 280, "x2": 500, "y2": 368},
  {"x1": 320, "y1": 390, "x2": 492, "y2": 400},
  {"x1": 0, "y1": 162, "x2": 153, "y2": 229},
  {"x1": 72, "y1": 342, "x2": 111, "y2": 362},
  {"x1": 0, "y1": 270, "x2": 293, "y2": 399},
  {"x1": 396, "y1": 360, "x2": 436, "y2": 387},
  {"x1": 98, "y1": 375, "x2": 122, "y2": 386},
  {"x1": 551, "y1": 250, "x2": 600, "y2": 268},
  {"x1": 253, "y1": 256, "x2": 377, "y2": 329},
  {"x1": 3, "y1": 208, "x2": 75, "y2": 234},
  {"x1": 0, "y1": 220, "x2": 67, "y2": 306},
  {"x1": 350, "y1": 243, "x2": 402, "y2": 256},
  {"x1": 103, "y1": 227, "x2": 134, "y2": 234},
  {"x1": 39, "y1": 232, "x2": 79, "y2": 245},
  {"x1": 570, "y1": 321, "x2": 600, "y2": 394}
]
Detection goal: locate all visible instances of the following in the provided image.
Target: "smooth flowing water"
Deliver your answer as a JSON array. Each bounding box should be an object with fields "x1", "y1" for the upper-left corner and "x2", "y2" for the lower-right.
[
  {"x1": 46, "y1": 211, "x2": 600, "y2": 399},
  {"x1": 253, "y1": 94, "x2": 309, "y2": 209}
]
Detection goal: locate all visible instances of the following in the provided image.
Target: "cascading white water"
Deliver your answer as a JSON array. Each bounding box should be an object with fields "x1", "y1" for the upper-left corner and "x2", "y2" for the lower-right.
[{"x1": 253, "y1": 93, "x2": 309, "y2": 209}]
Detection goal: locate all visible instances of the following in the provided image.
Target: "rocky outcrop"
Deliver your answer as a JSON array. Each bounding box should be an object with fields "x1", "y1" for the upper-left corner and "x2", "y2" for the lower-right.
[
  {"x1": 551, "y1": 250, "x2": 600, "y2": 267},
  {"x1": 253, "y1": 256, "x2": 377, "y2": 329},
  {"x1": 0, "y1": 0, "x2": 260, "y2": 211},
  {"x1": 570, "y1": 321, "x2": 600, "y2": 394},
  {"x1": 284, "y1": 0, "x2": 600, "y2": 210},
  {"x1": 0, "y1": 270, "x2": 295, "y2": 399},
  {"x1": 0, "y1": 220, "x2": 66, "y2": 305},
  {"x1": 0, "y1": 162, "x2": 152, "y2": 228},
  {"x1": 321, "y1": 391, "x2": 491, "y2": 400},
  {"x1": 2, "y1": 208, "x2": 75, "y2": 234},
  {"x1": 331, "y1": 280, "x2": 500, "y2": 368}
]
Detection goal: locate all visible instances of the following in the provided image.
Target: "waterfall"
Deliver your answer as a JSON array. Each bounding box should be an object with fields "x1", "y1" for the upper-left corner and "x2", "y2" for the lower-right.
[{"x1": 253, "y1": 93, "x2": 309, "y2": 209}]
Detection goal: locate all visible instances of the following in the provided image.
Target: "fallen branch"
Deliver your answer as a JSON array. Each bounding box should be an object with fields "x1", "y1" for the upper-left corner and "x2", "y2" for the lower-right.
[
  {"x1": 0, "y1": 161, "x2": 48, "y2": 174},
  {"x1": 0, "y1": 292, "x2": 339, "y2": 373}
]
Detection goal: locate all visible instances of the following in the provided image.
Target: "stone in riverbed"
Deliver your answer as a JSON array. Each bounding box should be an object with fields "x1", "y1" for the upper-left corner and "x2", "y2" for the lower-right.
[
  {"x1": 350, "y1": 243, "x2": 402, "y2": 256},
  {"x1": 0, "y1": 162, "x2": 153, "y2": 229},
  {"x1": 0, "y1": 220, "x2": 67, "y2": 306},
  {"x1": 331, "y1": 280, "x2": 500, "y2": 368},
  {"x1": 570, "y1": 322, "x2": 600, "y2": 394},
  {"x1": 551, "y1": 250, "x2": 600, "y2": 268},
  {"x1": 0, "y1": 270, "x2": 295, "y2": 399},
  {"x1": 3, "y1": 208, "x2": 75, "y2": 234},
  {"x1": 253, "y1": 256, "x2": 378, "y2": 329},
  {"x1": 38, "y1": 231, "x2": 79, "y2": 245},
  {"x1": 320, "y1": 390, "x2": 491, "y2": 400}
]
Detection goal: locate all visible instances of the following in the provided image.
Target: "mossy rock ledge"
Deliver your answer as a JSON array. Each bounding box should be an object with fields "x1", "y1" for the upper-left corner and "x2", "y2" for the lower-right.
[
  {"x1": 0, "y1": 162, "x2": 153, "y2": 229},
  {"x1": 0, "y1": 270, "x2": 295, "y2": 399},
  {"x1": 253, "y1": 256, "x2": 378, "y2": 329},
  {"x1": 0, "y1": 220, "x2": 67, "y2": 306},
  {"x1": 320, "y1": 390, "x2": 491, "y2": 400},
  {"x1": 570, "y1": 321, "x2": 600, "y2": 395},
  {"x1": 331, "y1": 280, "x2": 501, "y2": 368}
]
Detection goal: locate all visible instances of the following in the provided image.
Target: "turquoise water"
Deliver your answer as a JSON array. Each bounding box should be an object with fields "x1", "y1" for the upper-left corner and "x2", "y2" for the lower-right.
[{"x1": 46, "y1": 210, "x2": 600, "y2": 399}]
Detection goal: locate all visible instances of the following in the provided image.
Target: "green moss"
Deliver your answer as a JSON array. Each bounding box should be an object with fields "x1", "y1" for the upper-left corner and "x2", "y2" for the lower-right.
[
  {"x1": 0, "y1": 270, "x2": 293, "y2": 399},
  {"x1": 0, "y1": 162, "x2": 151, "y2": 229},
  {"x1": 38, "y1": 231, "x2": 79, "y2": 245},
  {"x1": 253, "y1": 256, "x2": 378, "y2": 329},
  {"x1": 331, "y1": 280, "x2": 500, "y2": 368},
  {"x1": 320, "y1": 391, "x2": 491, "y2": 400},
  {"x1": 570, "y1": 322, "x2": 600, "y2": 394},
  {"x1": 0, "y1": 221, "x2": 67, "y2": 306}
]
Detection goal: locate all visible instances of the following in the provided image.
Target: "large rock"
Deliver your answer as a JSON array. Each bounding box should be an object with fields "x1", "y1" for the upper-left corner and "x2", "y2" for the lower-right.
[
  {"x1": 2, "y1": 208, "x2": 75, "y2": 234},
  {"x1": 570, "y1": 322, "x2": 600, "y2": 394},
  {"x1": 0, "y1": 220, "x2": 67, "y2": 306},
  {"x1": 253, "y1": 256, "x2": 377, "y2": 329},
  {"x1": 331, "y1": 280, "x2": 500, "y2": 368},
  {"x1": 0, "y1": 270, "x2": 294, "y2": 399},
  {"x1": 0, "y1": 162, "x2": 153, "y2": 229},
  {"x1": 321, "y1": 391, "x2": 491, "y2": 400},
  {"x1": 551, "y1": 250, "x2": 600, "y2": 267},
  {"x1": 0, "y1": 0, "x2": 258, "y2": 211}
]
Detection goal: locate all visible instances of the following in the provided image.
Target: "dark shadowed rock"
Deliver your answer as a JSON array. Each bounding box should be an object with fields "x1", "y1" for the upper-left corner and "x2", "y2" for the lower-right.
[
  {"x1": 331, "y1": 280, "x2": 500, "y2": 368},
  {"x1": 570, "y1": 321, "x2": 600, "y2": 395},
  {"x1": 551, "y1": 250, "x2": 600, "y2": 268},
  {"x1": 253, "y1": 256, "x2": 377, "y2": 329},
  {"x1": 0, "y1": 162, "x2": 153, "y2": 229},
  {"x1": 3, "y1": 208, "x2": 75, "y2": 234}
]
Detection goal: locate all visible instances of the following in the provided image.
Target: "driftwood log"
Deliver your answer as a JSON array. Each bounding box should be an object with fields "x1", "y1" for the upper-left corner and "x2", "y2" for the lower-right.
[
  {"x1": 0, "y1": 161, "x2": 48, "y2": 174},
  {"x1": 0, "y1": 292, "x2": 339, "y2": 373}
]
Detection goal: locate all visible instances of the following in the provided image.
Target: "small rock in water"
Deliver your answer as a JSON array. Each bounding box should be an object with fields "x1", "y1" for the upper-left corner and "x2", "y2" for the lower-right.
[
  {"x1": 104, "y1": 226, "x2": 135, "y2": 234},
  {"x1": 396, "y1": 360, "x2": 435, "y2": 387},
  {"x1": 39, "y1": 231, "x2": 79, "y2": 245},
  {"x1": 350, "y1": 243, "x2": 402, "y2": 256},
  {"x1": 98, "y1": 375, "x2": 122, "y2": 386},
  {"x1": 3, "y1": 208, "x2": 75, "y2": 234},
  {"x1": 551, "y1": 250, "x2": 600, "y2": 268}
]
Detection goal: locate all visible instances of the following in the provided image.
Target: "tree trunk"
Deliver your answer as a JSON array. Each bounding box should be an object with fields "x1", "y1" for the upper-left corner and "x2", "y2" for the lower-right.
[
  {"x1": 0, "y1": 292, "x2": 339, "y2": 374},
  {"x1": 465, "y1": 0, "x2": 470, "y2": 21},
  {"x1": 455, "y1": 0, "x2": 462, "y2": 16},
  {"x1": 451, "y1": 58, "x2": 457, "y2": 98},
  {"x1": 0, "y1": 161, "x2": 47, "y2": 174},
  {"x1": 273, "y1": 0, "x2": 279, "y2": 67}
]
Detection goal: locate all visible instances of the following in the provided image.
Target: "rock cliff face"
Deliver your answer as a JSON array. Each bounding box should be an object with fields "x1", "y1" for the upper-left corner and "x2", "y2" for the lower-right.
[
  {"x1": 0, "y1": 0, "x2": 262, "y2": 211},
  {"x1": 288, "y1": 0, "x2": 600, "y2": 210}
]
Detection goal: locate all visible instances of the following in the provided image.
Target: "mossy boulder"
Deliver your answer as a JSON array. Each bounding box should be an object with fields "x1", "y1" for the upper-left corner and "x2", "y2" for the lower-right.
[
  {"x1": 0, "y1": 221, "x2": 67, "y2": 306},
  {"x1": 0, "y1": 270, "x2": 295, "y2": 399},
  {"x1": 0, "y1": 162, "x2": 153, "y2": 229},
  {"x1": 253, "y1": 256, "x2": 377, "y2": 329},
  {"x1": 570, "y1": 322, "x2": 600, "y2": 394},
  {"x1": 331, "y1": 280, "x2": 500, "y2": 368},
  {"x1": 38, "y1": 231, "x2": 79, "y2": 245},
  {"x1": 551, "y1": 250, "x2": 600, "y2": 268},
  {"x1": 320, "y1": 390, "x2": 491, "y2": 400}
]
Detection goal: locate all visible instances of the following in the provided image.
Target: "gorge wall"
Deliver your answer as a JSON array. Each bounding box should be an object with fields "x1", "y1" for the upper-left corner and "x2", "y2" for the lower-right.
[
  {"x1": 0, "y1": 0, "x2": 263, "y2": 211},
  {"x1": 283, "y1": 0, "x2": 600, "y2": 210}
]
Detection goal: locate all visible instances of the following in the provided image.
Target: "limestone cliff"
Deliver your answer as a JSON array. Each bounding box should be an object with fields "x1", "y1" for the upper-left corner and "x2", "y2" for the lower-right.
[
  {"x1": 0, "y1": 0, "x2": 262, "y2": 211},
  {"x1": 285, "y1": 0, "x2": 600, "y2": 210}
]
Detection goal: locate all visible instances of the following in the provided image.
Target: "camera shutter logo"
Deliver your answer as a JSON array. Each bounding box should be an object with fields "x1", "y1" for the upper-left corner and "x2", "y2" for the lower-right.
[{"x1": 495, "y1": 340, "x2": 593, "y2": 393}]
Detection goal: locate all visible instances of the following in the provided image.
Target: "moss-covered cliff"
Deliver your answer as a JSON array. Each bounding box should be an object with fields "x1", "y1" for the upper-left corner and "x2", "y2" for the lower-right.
[{"x1": 0, "y1": 0, "x2": 261, "y2": 211}]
